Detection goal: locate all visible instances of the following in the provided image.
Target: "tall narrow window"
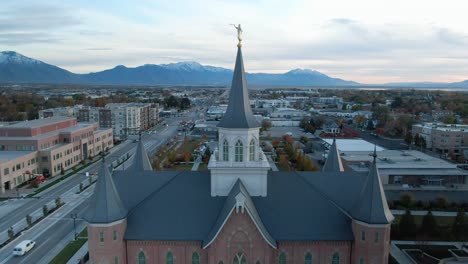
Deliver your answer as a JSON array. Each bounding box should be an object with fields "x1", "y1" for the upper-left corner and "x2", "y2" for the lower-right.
[
  {"x1": 114, "y1": 256, "x2": 119, "y2": 264},
  {"x1": 113, "y1": 230, "x2": 118, "y2": 241},
  {"x1": 305, "y1": 252, "x2": 312, "y2": 264},
  {"x1": 235, "y1": 140, "x2": 243, "y2": 162},
  {"x1": 99, "y1": 231, "x2": 104, "y2": 243},
  {"x1": 166, "y1": 251, "x2": 174, "y2": 264},
  {"x1": 374, "y1": 232, "x2": 380, "y2": 244},
  {"x1": 192, "y1": 252, "x2": 200, "y2": 264},
  {"x1": 223, "y1": 139, "x2": 229, "y2": 161},
  {"x1": 332, "y1": 252, "x2": 340, "y2": 264},
  {"x1": 249, "y1": 139, "x2": 255, "y2": 161},
  {"x1": 361, "y1": 230, "x2": 365, "y2": 241},
  {"x1": 279, "y1": 252, "x2": 286, "y2": 264},
  {"x1": 138, "y1": 251, "x2": 146, "y2": 264},
  {"x1": 359, "y1": 257, "x2": 365, "y2": 264},
  {"x1": 233, "y1": 252, "x2": 247, "y2": 264}
]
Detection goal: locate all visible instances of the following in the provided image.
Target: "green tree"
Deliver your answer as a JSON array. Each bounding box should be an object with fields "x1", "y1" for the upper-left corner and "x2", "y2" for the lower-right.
[
  {"x1": 372, "y1": 105, "x2": 390, "y2": 127},
  {"x1": 420, "y1": 211, "x2": 438, "y2": 237},
  {"x1": 366, "y1": 120, "x2": 375, "y2": 130},
  {"x1": 414, "y1": 133, "x2": 421, "y2": 147},
  {"x1": 452, "y1": 210, "x2": 468, "y2": 240},
  {"x1": 399, "y1": 210, "x2": 417, "y2": 238},
  {"x1": 400, "y1": 193, "x2": 414, "y2": 208},
  {"x1": 261, "y1": 119, "x2": 272, "y2": 132},
  {"x1": 180, "y1": 97, "x2": 191, "y2": 110},
  {"x1": 405, "y1": 131, "x2": 413, "y2": 145}
]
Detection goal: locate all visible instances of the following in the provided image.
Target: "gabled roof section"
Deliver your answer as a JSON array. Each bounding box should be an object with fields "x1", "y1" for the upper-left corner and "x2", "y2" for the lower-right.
[
  {"x1": 127, "y1": 139, "x2": 152, "y2": 171},
  {"x1": 83, "y1": 158, "x2": 128, "y2": 224},
  {"x1": 322, "y1": 138, "x2": 344, "y2": 173},
  {"x1": 203, "y1": 179, "x2": 276, "y2": 249},
  {"x1": 353, "y1": 148, "x2": 394, "y2": 224},
  {"x1": 217, "y1": 46, "x2": 260, "y2": 129}
]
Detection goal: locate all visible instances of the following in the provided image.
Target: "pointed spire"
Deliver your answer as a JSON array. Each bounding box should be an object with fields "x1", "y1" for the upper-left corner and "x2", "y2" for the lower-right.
[
  {"x1": 83, "y1": 159, "x2": 127, "y2": 223},
  {"x1": 322, "y1": 138, "x2": 344, "y2": 173},
  {"x1": 217, "y1": 45, "x2": 260, "y2": 129},
  {"x1": 128, "y1": 139, "x2": 153, "y2": 171},
  {"x1": 353, "y1": 150, "x2": 394, "y2": 224}
]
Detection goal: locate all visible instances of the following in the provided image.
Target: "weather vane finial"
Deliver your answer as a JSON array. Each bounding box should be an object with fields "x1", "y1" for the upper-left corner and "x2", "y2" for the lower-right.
[{"x1": 230, "y1": 24, "x2": 243, "y2": 47}]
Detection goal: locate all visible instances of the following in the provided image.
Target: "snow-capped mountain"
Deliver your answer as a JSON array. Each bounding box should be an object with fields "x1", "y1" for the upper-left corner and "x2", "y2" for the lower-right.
[
  {"x1": 0, "y1": 51, "x2": 42, "y2": 65},
  {"x1": 0, "y1": 51, "x2": 78, "y2": 83}
]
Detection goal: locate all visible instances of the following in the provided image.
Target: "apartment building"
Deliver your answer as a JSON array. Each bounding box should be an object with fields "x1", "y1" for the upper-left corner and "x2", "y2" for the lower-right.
[
  {"x1": 77, "y1": 103, "x2": 158, "y2": 136},
  {"x1": 39, "y1": 105, "x2": 84, "y2": 119},
  {"x1": 0, "y1": 116, "x2": 113, "y2": 193},
  {"x1": 412, "y1": 123, "x2": 468, "y2": 157}
]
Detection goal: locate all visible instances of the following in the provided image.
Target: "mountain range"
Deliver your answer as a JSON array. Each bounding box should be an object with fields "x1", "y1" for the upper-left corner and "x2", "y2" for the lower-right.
[{"x1": 0, "y1": 51, "x2": 467, "y2": 88}]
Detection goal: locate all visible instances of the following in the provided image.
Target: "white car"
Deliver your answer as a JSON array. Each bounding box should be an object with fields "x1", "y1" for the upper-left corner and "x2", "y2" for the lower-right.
[{"x1": 13, "y1": 240, "x2": 36, "y2": 256}]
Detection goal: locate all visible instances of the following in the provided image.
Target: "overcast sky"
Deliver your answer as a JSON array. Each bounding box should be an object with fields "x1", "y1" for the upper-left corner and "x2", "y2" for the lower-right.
[{"x1": 2, "y1": 0, "x2": 468, "y2": 83}]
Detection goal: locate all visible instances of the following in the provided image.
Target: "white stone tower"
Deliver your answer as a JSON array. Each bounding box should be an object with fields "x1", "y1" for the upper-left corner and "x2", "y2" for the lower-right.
[{"x1": 208, "y1": 41, "x2": 270, "y2": 197}]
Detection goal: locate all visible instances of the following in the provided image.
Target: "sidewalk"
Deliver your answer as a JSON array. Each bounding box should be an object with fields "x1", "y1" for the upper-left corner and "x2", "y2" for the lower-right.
[
  {"x1": 391, "y1": 210, "x2": 467, "y2": 217},
  {"x1": 267, "y1": 155, "x2": 279, "y2": 171}
]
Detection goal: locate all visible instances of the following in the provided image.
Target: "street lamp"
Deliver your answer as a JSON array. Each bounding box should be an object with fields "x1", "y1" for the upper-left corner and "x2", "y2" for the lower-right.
[{"x1": 70, "y1": 213, "x2": 77, "y2": 240}]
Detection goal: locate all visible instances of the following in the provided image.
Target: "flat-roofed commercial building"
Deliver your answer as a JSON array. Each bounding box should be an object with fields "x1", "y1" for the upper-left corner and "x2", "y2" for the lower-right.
[
  {"x1": 0, "y1": 116, "x2": 113, "y2": 193},
  {"x1": 340, "y1": 149, "x2": 468, "y2": 187},
  {"x1": 412, "y1": 123, "x2": 468, "y2": 158}
]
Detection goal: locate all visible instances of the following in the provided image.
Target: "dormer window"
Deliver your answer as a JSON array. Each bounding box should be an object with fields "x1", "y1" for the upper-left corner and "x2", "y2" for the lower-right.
[{"x1": 235, "y1": 140, "x2": 243, "y2": 162}]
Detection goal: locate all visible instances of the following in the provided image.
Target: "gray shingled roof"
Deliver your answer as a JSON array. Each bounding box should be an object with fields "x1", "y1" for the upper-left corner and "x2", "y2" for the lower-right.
[
  {"x1": 83, "y1": 159, "x2": 128, "y2": 224},
  {"x1": 127, "y1": 140, "x2": 152, "y2": 171},
  {"x1": 203, "y1": 179, "x2": 276, "y2": 248},
  {"x1": 322, "y1": 138, "x2": 345, "y2": 173},
  {"x1": 217, "y1": 46, "x2": 260, "y2": 129},
  {"x1": 119, "y1": 170, "x2": 354, "y2": 242},
  {"x1": 352, "y1": 152, "x2": 394, "y2": 224}
]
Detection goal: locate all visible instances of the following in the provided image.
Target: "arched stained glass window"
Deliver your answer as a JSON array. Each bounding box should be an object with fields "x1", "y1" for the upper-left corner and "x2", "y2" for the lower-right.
[
  {"x1": 233, "y1": 252, "x2": 247, "y2": 264},
  {"x1": 249, "y1": 139, "x2": 255, "y2": 161},
  {"x1": 305, "y1": 252, "x2": 312, "y2": 264},
  {"x1": 223, "y1": 139, "x2": 229, "y2": 161},
  {"x1": 332, "y1": 252, "x2": 340, "y2": 264},
  {"x1": 279, "y1": 252, "x2": 286, "y2": 264},
  {"x1": 235, "y1": 140, "x2": 243, "y2": 162},
  {"x1": 138, "y1": 251, "x2": 146, "y2": 264},
  {"x1": 192, "y1": 252, "x2": 200, "y2": 264},
  {"x1": 166, "y1": 251, "x2": 174, "y2": 264}
]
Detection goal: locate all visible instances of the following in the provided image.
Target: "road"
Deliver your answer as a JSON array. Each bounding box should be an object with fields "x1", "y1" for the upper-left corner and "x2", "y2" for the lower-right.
[{"x1": 0, "y1": 113, "x2": 191, "y2": 264}]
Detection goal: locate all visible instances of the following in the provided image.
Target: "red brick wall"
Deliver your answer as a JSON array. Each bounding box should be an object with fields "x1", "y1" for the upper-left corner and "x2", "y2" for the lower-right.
[
  {"x1": 351, "y1": 220, "x2": 391, "y2": 264},
  {"x1": 88, "y1": 219, "x2": 127, "y2": 264}
]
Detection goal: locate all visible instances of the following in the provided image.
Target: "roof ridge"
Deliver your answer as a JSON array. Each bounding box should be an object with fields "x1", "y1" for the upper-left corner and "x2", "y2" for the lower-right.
[
  {"x1": 126, "y1": 170, "x2": 187, "y2": 216},
  {"x1": 295, "y1": 171, "x2": 353, "y2": 219}
]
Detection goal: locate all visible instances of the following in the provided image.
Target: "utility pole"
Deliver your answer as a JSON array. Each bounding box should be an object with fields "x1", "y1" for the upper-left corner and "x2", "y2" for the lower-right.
[{"x1": 70, "y1": 213, "x2": 77, "y2": 240}]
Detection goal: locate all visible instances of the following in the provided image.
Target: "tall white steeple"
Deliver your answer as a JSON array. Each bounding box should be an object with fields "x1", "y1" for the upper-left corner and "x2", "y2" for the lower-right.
[{"x1": 208, "y1": 30, "x2": 270, "y2": 197}]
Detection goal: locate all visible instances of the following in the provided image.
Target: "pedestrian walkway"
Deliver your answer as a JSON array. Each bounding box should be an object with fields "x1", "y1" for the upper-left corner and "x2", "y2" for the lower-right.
[
  {"x1": 192, "y1": 154, "x2": 202, "y2": 171},
  {"x1": 66, "y1": 241, "x2": 88, "y2": 264},
  {"x1": 391, "y1": 210, "x2": 467, "y2": 217},
  {"x1": 390, "y1": 242, "x2": 413, "y2": 264},
  {"x1": 267, "y1": 155, "x2": 278, "y2": 171}
]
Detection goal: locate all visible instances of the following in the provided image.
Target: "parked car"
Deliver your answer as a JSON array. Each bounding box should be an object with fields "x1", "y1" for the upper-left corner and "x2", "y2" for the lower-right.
[
  {"x1": 13, "y1": 240, "x2": 36, "y2": 256},
  {"x1": 35, "y1": 175, "x2": 45, "y2": 184}
]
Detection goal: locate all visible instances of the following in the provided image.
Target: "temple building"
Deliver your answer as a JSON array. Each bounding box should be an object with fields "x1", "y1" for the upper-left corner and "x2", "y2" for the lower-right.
[{"x1": 84, "y1": 39, "x2": 394, "y2": 264}]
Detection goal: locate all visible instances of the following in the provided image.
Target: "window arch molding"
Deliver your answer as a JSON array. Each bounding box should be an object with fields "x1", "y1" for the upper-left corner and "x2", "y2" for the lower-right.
[
  {"x1": 222, "y1": 138, "x2": 229, "y2": 161},
  {"x1": 138, "y1": 250, "x2": 146, "y2": 264},
  {"x1": 192, "y1": 252, "x2": 200, "y2": 264},
  {"x1": 249, "y1": 138, "x2": 256, "y2": 161},
  {"x1": 234, "y1": 139, "x2": 244, "y2": 162},
  {"x1": 166, "y1": 251, "x2": 174, "y2": 264}
]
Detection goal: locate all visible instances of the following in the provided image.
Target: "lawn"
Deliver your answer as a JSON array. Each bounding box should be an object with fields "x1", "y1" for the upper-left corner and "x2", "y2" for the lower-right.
[
  {"x1": 49, "y1": 227, "x2": 88, "y2": 264},
  {"x1": 393, "y1": 215, "x2": 455, "y2": 227}
]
